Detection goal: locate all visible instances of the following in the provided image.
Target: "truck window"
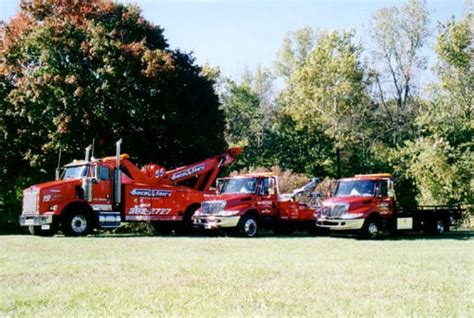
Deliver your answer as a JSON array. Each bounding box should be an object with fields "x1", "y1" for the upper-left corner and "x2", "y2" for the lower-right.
[
  {"x1": 219, "y1": 178, "x2": 258, "y2": 194},
  {"x1": 63, "y1": 165, "x2": 88, "y2": 180},
  {"x1": 334, "y1": 180, "x2": 375, "y2": 197},
  {"x1": 100, "y1": 167, "x2": 110, "y2": 180},
  {"x1": 259, "y1": 178, "x2": 269, "y2": 196},
  {"x1": 379, "y1": 180, "x2": 388, "y2": 196}
]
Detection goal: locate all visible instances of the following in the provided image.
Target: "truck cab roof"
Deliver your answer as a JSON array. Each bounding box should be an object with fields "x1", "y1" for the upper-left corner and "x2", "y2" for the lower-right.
[
  {"x1": 221, "y1": 172, "x2": 277, "y2": 180},
  {"x1": 340, "y1": 173, "x2": 392, "y2": 181}
]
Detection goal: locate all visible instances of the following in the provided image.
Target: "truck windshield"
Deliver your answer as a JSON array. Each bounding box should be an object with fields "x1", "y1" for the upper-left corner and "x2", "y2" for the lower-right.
[
  {"x1": 62, "y1": 165, "x2": 88, "y2": 180},
  {"x1": 218, "y1": 178, "x2": 258, "y2": 194},
  {"x1": 334, "y1": 180, "x2": 375, "y2": 197}
]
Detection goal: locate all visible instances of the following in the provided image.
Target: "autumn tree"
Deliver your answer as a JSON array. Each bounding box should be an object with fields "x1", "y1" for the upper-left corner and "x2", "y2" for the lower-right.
[{"x1": 0, "y1": 0, "x2": 225, "y2": 232}]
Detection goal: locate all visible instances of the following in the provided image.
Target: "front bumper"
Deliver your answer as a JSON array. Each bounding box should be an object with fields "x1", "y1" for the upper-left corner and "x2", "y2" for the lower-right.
[
  {"x1": 193, "y1": 215, "x2": 241, "y2": 230},
  {"x1": 19, "y1": 214, "x2": 54, "y2": 227},
  {"x1": 316, "y1": 218, "x2": 365, "y2": 230}
]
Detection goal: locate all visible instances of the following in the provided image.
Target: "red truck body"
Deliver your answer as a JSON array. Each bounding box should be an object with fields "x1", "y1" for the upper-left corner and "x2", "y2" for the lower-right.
[
  {"x1": 20, "y1": 140, "x2": 240, "y2": 236},
  {"x1": 192, "y1": 173, "x2": 318, "y2": 237},
  {"x1": 317, "y1": 174, "x2": 464, "y2": 238}
]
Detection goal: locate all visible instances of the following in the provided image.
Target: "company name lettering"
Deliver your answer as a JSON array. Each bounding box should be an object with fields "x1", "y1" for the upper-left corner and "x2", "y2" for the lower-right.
[
  {"x1": 130, "y1": 189, "x2": 172, "y2": 197},
  {"x1": 170, "y1": 164, "x2": 205, "y2": 181}
]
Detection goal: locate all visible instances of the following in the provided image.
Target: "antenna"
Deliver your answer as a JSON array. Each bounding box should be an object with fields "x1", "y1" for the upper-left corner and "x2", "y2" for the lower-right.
[{"x1": 57, "y1": 148, "x2": 62, "y2": 169}]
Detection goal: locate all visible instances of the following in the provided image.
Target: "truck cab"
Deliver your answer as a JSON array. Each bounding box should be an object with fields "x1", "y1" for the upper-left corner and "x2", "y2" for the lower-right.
[{"x1": 192, "y1": 173, "x2": 316, "y2": 237}]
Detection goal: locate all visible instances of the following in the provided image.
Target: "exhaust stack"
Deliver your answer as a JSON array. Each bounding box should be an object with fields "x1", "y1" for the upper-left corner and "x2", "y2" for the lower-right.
[
  {"x1": 114, "y1": 139, "x2": 122, "y2": 205},
  {"x1": 85, "y1": 144, "x2": 92, "y2": 162}
]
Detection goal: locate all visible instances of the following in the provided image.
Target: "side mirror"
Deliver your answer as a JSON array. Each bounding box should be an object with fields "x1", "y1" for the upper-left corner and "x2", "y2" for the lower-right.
[{"x1": 388, "y1": 180, "x2": 395, "y2": 198}]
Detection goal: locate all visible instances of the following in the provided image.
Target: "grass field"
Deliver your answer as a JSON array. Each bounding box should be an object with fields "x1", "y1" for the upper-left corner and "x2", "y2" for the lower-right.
[{"x1": 1, "y1": 232, "x2": 473, "y2": 317}]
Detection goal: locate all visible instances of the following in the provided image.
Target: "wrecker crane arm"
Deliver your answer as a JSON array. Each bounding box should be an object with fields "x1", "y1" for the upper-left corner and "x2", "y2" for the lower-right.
[
  {"x1": 102, "y1": 148, "x2": 241, "y2": 191},
  {"x1": 159, "y1": 148, "x2": 241, "y2": 191}
]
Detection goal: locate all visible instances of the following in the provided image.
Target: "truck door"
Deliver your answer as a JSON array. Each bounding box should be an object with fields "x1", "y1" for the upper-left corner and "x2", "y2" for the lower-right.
[
  {"x1": 257, "y1": 177, "x2": 277, "y2": 217},
  {"x1": 375, "y1": 179, "x2": 394, "y2": 218},
  {"x1": 91, "y1": 165, "x2": 113, "y2": 210}
]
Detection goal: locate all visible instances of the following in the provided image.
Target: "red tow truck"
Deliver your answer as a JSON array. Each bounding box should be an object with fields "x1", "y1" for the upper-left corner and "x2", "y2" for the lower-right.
[
  {"x1": 19, "y1": 140, "x2": 240, "y2": 236},
  {"x1": 192, "y1": 173, "x2": 320, "y2": 237},
  {"x1": 316, "y1": 174, "x2": 465, "y2": 239}
]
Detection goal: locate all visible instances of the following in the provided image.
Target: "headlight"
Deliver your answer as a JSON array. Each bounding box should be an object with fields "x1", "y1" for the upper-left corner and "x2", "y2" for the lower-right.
[
  {"x1": 340, "y1": 213, "x2": 364, "y2": 219},
  {"x1": 215, "y1": 210, "x2": 240, "y2": 217},
  {"x1": 43, "y1": 194, "x2": 52, "y2": 202}
]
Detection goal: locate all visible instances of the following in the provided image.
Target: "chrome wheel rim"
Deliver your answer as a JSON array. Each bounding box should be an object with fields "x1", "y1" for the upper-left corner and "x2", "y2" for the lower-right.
[
  {"x1": 71, "y1": 215, "x2": 87, "y2": 233},
  {"x1": 368, "y1": 222, "x2": 378, "y2": 238},
  {"x1": 436, "y1": 220, "x2": 445, "y2": 234},
  {"x1": 244, "y1": 219, "x2": 257, "y2": 237}
]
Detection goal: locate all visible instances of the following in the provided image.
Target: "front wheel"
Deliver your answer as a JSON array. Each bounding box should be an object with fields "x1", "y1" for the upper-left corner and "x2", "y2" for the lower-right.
[
  {"x1": 62, "y1": 212, "x2": 92, "y2": 237},
  {"x1": 151, "y1": 221, "x2": 173, "y2": 235},
  {"x1": 237, "y1": 214, "x2": 259, "y2": 238},
  {"x1": 362, "y1": 218, "x2": 380, "y2": 239}
]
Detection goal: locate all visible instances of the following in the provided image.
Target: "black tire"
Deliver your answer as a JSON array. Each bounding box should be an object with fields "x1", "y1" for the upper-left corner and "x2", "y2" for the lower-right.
[
  {"x1": 61, "y1": 211, "x2": 92, "y2": 237},
  {"x1": 428, "y1": 219, "x2": 448, "y2": 235},
  {"x1": 28, "y1": 225, "x2": 58, "y2": 237},
  {"x1": 175, "y1": 206, "x2": 199, "y2": 236},
  {"x1": 150, "y1": 221, "x2": 173, "y2": 235},
  {"x1": 362, "y1": 217, "x2": 380, "y2": 239},
  {"x1": 237, "y1": 214, "x2": 259, "y2": 238}
]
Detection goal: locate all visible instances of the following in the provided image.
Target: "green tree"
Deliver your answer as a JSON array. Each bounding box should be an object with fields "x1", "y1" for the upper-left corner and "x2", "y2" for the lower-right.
[
  {"x1": 280, "y1": 30, "x2": 371, "y2": 177},
  {"x1": 396, "y1": 11, "x2": 473, "y2": 206},
  {"x1": 274, "y1": 26, "x2": 316, "y2": 79},
  {"x1": 368, "y1": 0, "x2": 430, "y2": 145},
  {"x1": 0, "y1": 0, "x2": 225, "y2": 233}
]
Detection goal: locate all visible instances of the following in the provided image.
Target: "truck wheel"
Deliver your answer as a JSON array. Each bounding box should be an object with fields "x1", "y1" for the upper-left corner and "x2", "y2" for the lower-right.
[
  {"x1": 151, "y1": 221, "x2": 172, "y2": 235},
  {"x1": 175, "y1": 207, "x2": 198, "y2": 236},
  {"x1": 28, "y1": 225, "x2": 58, "y2": 237},
  {"x1": 238, "y1": 214, "x2": 258, "y2": 238},
  {"x1": 432, "y1": 219, "x2": 448, "y2": 235},
  {"x1": 362, "y1": 218, "x2": 380, "y2": 239},
  {"x1": 62, "y1": 212, "x2": 91, "y2": 237}
]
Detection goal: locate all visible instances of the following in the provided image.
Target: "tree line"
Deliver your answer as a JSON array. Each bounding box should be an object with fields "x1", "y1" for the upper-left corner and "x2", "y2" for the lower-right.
[{"x1": 0, "y1": 0, "x2": 471, "y2": 233}]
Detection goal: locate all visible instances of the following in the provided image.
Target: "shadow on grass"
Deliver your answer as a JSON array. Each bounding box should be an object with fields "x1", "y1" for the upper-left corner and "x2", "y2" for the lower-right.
[{"x1": 2, "y1": 230, "x2": 473, "y2": 241}]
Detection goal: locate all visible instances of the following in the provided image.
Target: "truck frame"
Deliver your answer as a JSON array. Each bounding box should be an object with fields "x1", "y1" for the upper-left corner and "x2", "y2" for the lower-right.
[
  {"x1": 316, "y1": 173, "x2": 465, "y2": 239},
  {"x1": 19, "y1": 140, "x2": 240, "y2": 236},
  {"x1": 192, "y1": 173, "x2": 320, "y2": 237}
]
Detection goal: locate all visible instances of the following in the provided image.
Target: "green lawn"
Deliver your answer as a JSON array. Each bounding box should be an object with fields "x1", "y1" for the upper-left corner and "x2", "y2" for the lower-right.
[{"x1": 1, "y1": 232, "x2": 473, "y2": 317}]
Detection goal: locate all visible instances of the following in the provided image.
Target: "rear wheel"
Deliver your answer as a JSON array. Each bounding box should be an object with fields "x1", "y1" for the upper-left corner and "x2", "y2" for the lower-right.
[
  {"x1": 62, "y1": 212, "x2": 92, "y2": 237},
  {"x1": 362, "y1": 217, "x2": 380, "y2": 239},
  {"x1": 428, "y1": 219, "x2": 448, "y2": 235},
  {"x1": 28, "y1": 225, "x2": 58, "y2": 237},
  {"x1": 175, "y1": 206, "x2": 199, "y2": 236},
  {"x1": 238, "y1": 214, "x2": 259, "y2": 238}
]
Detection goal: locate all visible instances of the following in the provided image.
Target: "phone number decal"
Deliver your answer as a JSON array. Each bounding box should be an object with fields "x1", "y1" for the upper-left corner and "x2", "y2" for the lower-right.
[{"x1": 129, "y1": 207, "x2": 172, "y2": 215}]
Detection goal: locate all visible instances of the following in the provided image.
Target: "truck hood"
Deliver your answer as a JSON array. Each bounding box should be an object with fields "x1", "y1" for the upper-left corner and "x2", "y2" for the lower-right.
[
  {"x1": 203, "y1": 193, "x2": 254, "y2": 208},
  {"x1": 26, "y1": 179, "x2": 81, "y2": 193},
  {"x1": 323, "y1": 196, "x2": 374, "y2": 212}
]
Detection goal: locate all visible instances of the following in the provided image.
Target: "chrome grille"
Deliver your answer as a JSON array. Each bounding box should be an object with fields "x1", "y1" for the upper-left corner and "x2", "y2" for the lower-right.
[
  {"x1": 200, "y1": 200, "x2": 226, "y2": 215},
  {"x1": 22, "y1": 188, "x2": 39, "y2": 215},
  {"x1": 321, "y1": 204, "x2": 348, "y2": 218}
]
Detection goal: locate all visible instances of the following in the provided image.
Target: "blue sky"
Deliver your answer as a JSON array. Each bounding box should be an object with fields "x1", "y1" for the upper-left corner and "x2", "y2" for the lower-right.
[{"x1": 0, "y1": 0, "x2": 466, "y2": 80}]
